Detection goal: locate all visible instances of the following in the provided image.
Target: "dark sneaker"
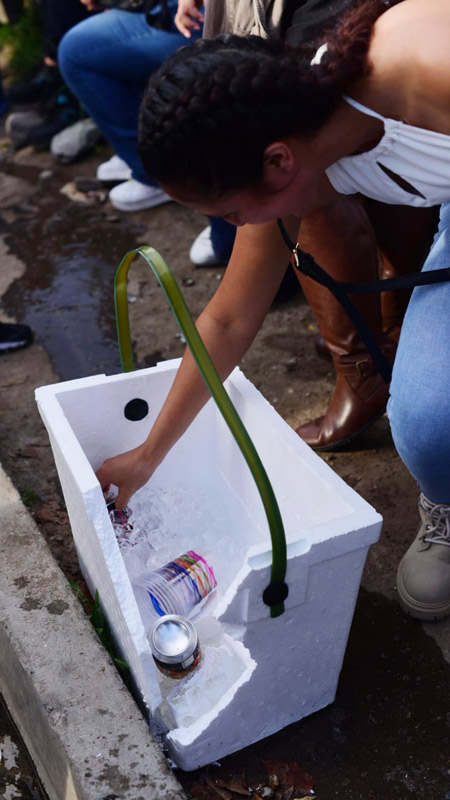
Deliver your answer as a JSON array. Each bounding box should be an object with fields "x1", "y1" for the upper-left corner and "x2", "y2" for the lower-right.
[
  {"x1": 0, "y1": 322, "x2": 33, "y2": 352},
  {"x1": 396, "y1": 493, "x2": 450, "y2": 620},
  {"x1": 6, "y1": 65, "x2": 64, "y2": 106},
  {"x1": 11, "y1": 89, "x2": 81, "y2": 150},
  {"x1": 6, "y1": 110, "x2": 46, "y2": 150}
]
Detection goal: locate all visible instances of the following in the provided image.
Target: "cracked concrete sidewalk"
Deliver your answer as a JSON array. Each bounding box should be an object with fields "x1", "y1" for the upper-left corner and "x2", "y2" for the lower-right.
[{"x1": 0, "y1": 464, "x2": 187, "y2": 800}]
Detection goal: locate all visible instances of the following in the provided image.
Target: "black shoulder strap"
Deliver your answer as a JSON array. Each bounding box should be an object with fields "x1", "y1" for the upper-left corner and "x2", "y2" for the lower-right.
[{"x1": 277, "y1": 218, "x2": 450, "y2": 384}]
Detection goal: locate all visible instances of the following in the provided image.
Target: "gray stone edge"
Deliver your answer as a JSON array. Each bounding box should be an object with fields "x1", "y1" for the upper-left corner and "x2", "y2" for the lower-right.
[{"x1": 0, "y1": 464, "x2": 187, "y2": 800}]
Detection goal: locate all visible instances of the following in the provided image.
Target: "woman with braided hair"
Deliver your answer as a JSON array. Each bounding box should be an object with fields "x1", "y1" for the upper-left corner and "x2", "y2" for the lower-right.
[
  {"x1": 187, "y1": 0, "x2": 435, "y2": 452},
  {"x1": 98, "y1": 0, "x2": 450, "y2": 620}
]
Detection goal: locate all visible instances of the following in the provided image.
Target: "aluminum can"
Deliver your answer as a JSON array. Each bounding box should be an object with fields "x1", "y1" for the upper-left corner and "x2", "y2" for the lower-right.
[{"x1": 148, "y1": 615, "x2": 201, "y2": 679}]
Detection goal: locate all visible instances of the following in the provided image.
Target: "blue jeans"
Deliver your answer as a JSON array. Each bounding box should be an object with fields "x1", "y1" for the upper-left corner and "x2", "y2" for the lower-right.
[
  {"x1": 58, "y1": 7, "x2": 198, "y2": 185},
  {"x1": 210, "y1": 217, "x2": 236, "y2": 263},
  {"x1": 387, "y1": 202, "x2": 450, "y2": 503},
  {"x1": 0, "y1": 74, "x2": 8, "y2": 117}
]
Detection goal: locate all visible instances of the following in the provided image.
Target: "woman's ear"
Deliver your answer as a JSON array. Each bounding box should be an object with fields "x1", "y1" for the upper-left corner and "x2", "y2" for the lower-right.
[{"x1": 262, "y1": 141, "x2": 296, "y2": 188}]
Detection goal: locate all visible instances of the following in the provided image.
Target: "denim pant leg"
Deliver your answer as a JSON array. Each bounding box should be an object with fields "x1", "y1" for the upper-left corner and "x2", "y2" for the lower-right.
[
  {"x1": 387, "y1": 202, "x2": 450, "y2": 503},
  {"x1": 0, "y1": 74, "x2": 8, "y2": 117},
  {"x1": 210, "y1": 217, "x2": 236, "y2": 264},
  {"x1": 58, "y1": 8, "x2": 195, "y2": 185}
]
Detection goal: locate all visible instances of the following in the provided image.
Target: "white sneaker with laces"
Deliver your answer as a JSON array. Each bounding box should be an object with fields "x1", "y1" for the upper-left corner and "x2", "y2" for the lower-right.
[
  {"x1": 96, "y1": 154, "x2": 131, "y2": 182},
  {"x1": 189, "y1": 225, "x2": 222, "y2": 266},
  {"x1": 109, "y1": 179, "x2": 171, "y2": 211}
]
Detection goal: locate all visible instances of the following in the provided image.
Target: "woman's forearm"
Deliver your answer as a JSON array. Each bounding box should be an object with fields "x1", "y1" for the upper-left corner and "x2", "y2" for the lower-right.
[
  {"x1": 96, "y1": 216, "x2": 299, "y2": 506},
  {"x1": 138, "y1": 301, "x2": 263, "y2": 471},
  {"x1": 139, "y1": 217, "x2": 300, "y2": 466}
]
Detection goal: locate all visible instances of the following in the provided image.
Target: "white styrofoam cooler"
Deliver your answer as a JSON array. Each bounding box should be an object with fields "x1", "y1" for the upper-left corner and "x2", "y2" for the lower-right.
[{"x1": 35, "y1": 359, "x2": 382, "y2": 771}]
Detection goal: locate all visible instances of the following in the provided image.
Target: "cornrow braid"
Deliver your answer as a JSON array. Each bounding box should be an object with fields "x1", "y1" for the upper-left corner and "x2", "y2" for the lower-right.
[
  {"x1": 139, "y1": 36, "x2": 328, "y2": 195},
  {"x1": 138, "y1": 0, "x2": 404, "y2": 197}
]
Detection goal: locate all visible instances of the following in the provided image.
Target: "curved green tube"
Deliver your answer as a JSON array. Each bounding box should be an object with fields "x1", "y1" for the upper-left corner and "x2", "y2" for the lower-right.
[{"x1": 114, "y1": 246, "x2": 287, "y2": 617}]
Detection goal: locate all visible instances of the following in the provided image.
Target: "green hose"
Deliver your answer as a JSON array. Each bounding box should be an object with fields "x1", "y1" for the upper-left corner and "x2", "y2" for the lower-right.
[{"x1": 114, "y1": 246, "x2": 288, "y2": 617}]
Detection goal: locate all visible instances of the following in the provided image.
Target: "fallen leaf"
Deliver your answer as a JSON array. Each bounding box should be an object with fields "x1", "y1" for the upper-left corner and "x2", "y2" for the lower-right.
[
  {"x1": 256, "y1": 788, "x2": 274, "y2": 800},
  {"x1": 268, "y1": 774, "x2": 280, "y2": 790},
  {"x1": 262, "y1": 761, "x2": 315, "y2": 794},
  {"x1": 190, "y1": 780, "x2": 220, "y2": 799},
  {"x1": 216, "y1": 768, "x2": 251, "y2": 796},
  {"x1": 204, "y1": 777, "x2": 235, "y2": 799}
]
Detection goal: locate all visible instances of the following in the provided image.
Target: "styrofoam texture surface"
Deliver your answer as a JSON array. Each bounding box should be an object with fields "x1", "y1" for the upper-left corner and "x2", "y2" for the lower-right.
[
  {"x1": 167, "y1": 547, "x2": 369, "y2": 769},
  {"x1": 36, "y1": 360, "x2": 382, "y2": 770},
  {"x1": 41, "y1": 418, "x2": 161, "y2": 711}
]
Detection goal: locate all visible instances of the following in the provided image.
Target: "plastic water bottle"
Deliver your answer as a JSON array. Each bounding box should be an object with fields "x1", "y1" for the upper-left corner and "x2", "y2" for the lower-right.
[{"x1": 133, "y1": 550, "x2": 217, "y2": 628}]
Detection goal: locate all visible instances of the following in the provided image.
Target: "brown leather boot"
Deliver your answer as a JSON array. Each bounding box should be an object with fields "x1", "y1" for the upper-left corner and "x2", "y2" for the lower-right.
[
  {"x1": 295, "y1": 195, "x2": 396, "y2": 451},
  {"x1": 313, "y1": 203, "x2": 437, "y2": 357},
  {"x1": 366, "y1": 201, "x2": 438, "y2": 342}
]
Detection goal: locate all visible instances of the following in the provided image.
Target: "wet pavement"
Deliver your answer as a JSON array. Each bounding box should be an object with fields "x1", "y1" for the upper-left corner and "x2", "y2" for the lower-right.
[
  {"x1": 1, "y1": 162, "x2": 141, "y2": 380},
  {"x1": 2, "y1": 150, "x2": 450, "y2": 799}
]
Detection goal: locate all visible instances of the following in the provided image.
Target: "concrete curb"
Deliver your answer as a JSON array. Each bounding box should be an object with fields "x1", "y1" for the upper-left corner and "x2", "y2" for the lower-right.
[{"x1": 0, "y1": 465, "x2": 187, "y2": 800}]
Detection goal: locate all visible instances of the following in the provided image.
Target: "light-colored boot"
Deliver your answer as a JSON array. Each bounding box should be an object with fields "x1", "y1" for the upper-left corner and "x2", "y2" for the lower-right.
[{"x1": 396, "y1": 493, "x2": 450, "y2": 620}]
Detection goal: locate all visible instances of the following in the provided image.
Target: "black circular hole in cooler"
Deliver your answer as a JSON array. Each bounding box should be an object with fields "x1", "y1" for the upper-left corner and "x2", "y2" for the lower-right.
[{"x1": 124, "y1": 398, "x2": 149, "y2": 421}]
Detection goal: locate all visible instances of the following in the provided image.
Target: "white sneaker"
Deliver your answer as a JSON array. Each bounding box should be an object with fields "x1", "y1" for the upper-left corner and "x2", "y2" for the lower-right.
[
  {"x1": 189, "y1": 226, "x2": 221, "y2": 266},
  {"x1": 96, "y1": 154, "x2": 131, "y2": 182},
  {"x1": 109, "y1": 179, "x2": 171, "y2": 211}
]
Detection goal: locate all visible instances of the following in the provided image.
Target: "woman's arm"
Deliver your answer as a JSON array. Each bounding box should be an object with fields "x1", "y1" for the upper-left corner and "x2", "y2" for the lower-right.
[{"x1": 96, "y1": 216, "x2": 299, "y2": 507}]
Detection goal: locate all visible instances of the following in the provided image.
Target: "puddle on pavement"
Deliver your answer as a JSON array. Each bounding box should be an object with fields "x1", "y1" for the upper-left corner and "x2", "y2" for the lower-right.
[
  {"x1": 0, "y1": 693, "x2": 49, "y2": 800},
  {"x1": 0, "y1": 163, "x2": 147, "y2": 381},
  {"x1": 178, "y1": 588, "x2": 450, "y2": 800}
]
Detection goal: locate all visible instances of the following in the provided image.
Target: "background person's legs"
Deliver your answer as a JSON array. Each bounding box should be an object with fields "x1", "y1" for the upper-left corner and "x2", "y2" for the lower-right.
[
  {"x1": 41, "y1": 0, "x2": 90, "y2": 62},
  {"x1": 58, "y1": 7, "x2": 194, "y2": 186},
  {"x1": 5, "y1": 0, "x2": 92, "y2": 148}
]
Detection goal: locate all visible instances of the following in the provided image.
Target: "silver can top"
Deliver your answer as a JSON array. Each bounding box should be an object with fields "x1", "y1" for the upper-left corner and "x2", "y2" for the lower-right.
[{"x1": 149, "y1": 615, "x2": 198, "y2": 664}]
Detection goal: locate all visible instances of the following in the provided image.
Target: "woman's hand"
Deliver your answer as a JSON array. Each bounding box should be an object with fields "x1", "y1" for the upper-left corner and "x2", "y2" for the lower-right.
[
  {"x1": 96, "y1": 443, "x2": 155, "y2": 509},
  {"x1": 175, "y1": 0, "x2": 204, "y2": 37}
]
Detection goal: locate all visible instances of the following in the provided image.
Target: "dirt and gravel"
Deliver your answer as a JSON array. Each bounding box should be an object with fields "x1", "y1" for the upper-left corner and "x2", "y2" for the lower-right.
[{"x1": 2, "y1": 137, "x2": 450, "y2": 800}]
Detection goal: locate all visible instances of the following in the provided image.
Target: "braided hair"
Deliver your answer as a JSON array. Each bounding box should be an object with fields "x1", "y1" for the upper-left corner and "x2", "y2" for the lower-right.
[{"x1": 138, "y1": 0, "x2": 403, "y2": 197}]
